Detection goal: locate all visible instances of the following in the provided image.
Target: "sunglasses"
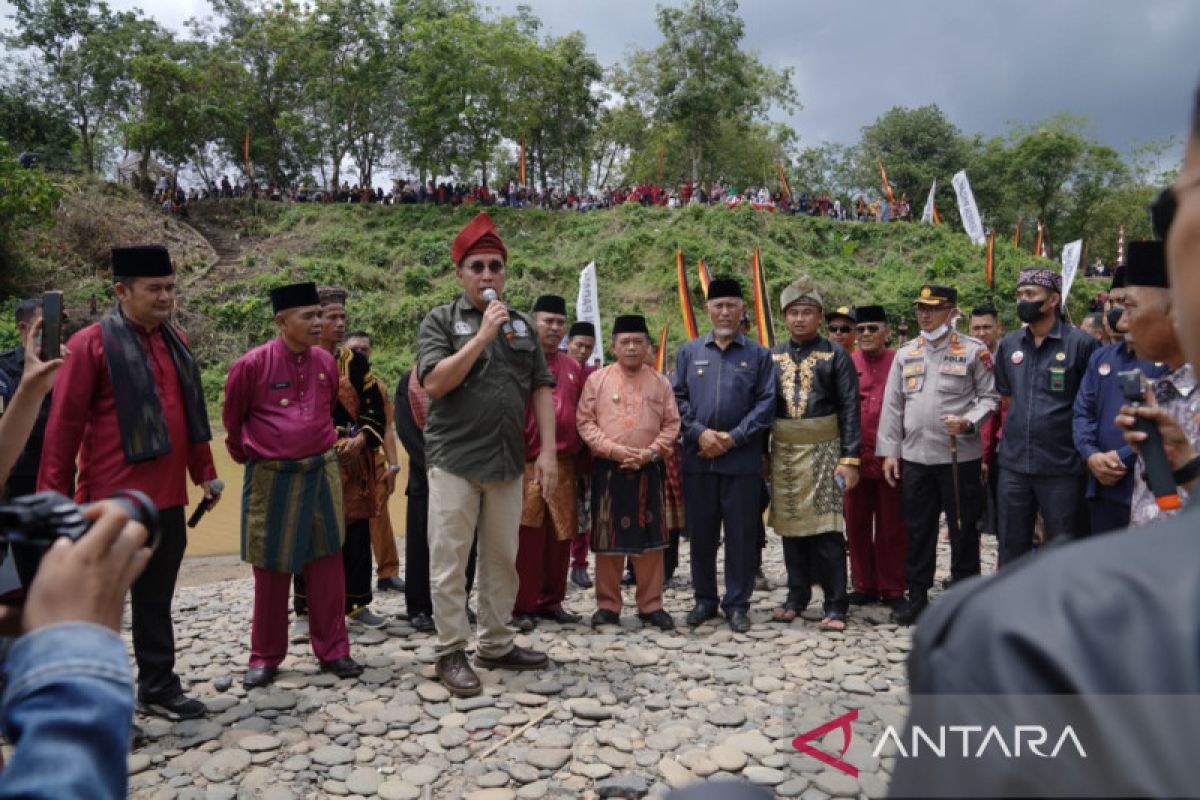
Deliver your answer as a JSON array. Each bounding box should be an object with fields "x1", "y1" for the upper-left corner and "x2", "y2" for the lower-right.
[
  {"x1": 828, "y1": 325, "x2": 853, "y2": 334},
  {"x1": 465, "y1": 259, "x2": 505, "y2": 275},
  {"x1": 1150, "y1": 174, "x2": 1200, "y2": 240},
  {"x1": 856, "y1": 324, "x2": 883, "y2": 334}
]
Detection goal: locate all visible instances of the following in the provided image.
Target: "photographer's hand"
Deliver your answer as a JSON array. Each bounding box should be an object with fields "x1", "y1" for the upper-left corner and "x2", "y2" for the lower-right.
[{"x1": 19, "y1": 501, "x2": 152, "y2": 634}]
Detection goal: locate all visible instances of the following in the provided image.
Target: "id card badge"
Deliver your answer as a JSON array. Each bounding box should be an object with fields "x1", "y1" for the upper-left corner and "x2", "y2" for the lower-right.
[{"x1": 1049, "y1": 366, "x2": 1066, "y2": 392}]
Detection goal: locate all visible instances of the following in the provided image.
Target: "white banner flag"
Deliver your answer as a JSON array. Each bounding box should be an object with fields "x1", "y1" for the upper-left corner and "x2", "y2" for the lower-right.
[
  {"x1": 1060, "y1": 239, "x2": 1083, "y2": 309},
  {"x1": 576, "y1": 261, "x2": 604, "y2": 366},
  {"x1": 951, "y1": 170, "x2": 986, "y2": 245},
  {"x1": 921, "y1": 179, "x2": 936, "y2": 224}
]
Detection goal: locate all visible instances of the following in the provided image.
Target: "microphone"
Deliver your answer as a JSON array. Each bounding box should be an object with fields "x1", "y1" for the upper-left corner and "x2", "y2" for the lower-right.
[
  {"x1": 481, "y1": 288, "x2": 515, "y2": 339},
  {"x1": 187, "y1": 479, "x2": 225, "y2": 528}
]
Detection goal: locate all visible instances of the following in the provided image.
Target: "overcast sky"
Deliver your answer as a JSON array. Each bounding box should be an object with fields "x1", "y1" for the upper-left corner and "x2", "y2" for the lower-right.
[{"x1": 3, "y1": 0, "x2": 1196, "y2": 158}]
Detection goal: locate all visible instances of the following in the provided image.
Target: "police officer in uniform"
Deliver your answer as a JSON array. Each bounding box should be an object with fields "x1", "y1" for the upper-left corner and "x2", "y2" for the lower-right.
[{"x1": 876, "y1": 284, "x2": 999, "y2": 625}]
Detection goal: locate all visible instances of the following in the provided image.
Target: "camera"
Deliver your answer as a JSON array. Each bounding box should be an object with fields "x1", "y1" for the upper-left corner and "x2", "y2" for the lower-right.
[{"x1": 0, "y1": 491, "x2": 160, "y2": 590}]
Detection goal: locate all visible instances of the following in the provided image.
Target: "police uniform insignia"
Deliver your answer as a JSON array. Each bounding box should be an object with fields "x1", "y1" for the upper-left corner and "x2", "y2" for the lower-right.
[
  {"x1": 1049, "y1": 366, "x2": 1066, "y2": 392},
  {"x1": 512, "y1": 319, "x2": 529, "y2": 337},
  {"x1": 921, "y1": 287, "x2": 932, "y2": 299},
  {"x1": 1055, "y1": 352, "x2": 1066, "y2": 362},
  {"x1": 1098, "y1": 363, "x2": 1111, "y2": 376},
  {"x1": 453, "y1": 321, "x2": 472, "y2": 335},
  {"x1": 979, "y1": 348, "x2": 994, "y2": 372},
  {"x1": 907, "y1": 376, "x2": 919, "y2": 390},
  {"x1": 1011, "y1": 351, "x2": 1024, "y2": 365}
]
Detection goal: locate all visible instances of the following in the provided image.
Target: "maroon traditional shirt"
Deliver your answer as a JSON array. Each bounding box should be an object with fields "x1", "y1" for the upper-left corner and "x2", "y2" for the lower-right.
[
  {"x1": 852, "y1": 347, "x2": 896, "y2": 481},
  {"x1": 38, "y1": 321, "x2": 217, "y2": 508},
  {"x1": 523, "y1": 350, "x2": 583, "y2": 459}
]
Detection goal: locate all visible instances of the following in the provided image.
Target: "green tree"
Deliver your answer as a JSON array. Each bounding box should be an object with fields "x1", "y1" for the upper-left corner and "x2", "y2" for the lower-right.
[
  {"x1": 616, "y1": 0, "x2": 797, "y2": 185},
  {"x1": 0, "y1": 80, "x2": 77, "y2": 169},
  {"x1": 0, "y1": 139, "x2": 61, "y2": 278},
  {"x1": 8, "y1": 0, "x2": 158, "y2": 172},
  {"x1": 856, "y1": 105, "x2": 969, "y2": 208}
]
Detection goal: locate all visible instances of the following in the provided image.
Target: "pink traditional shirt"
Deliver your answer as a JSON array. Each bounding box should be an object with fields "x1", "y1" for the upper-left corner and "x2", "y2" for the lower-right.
[
  {"x1": 223, "y1": 337, "x2": 338, "y2": 463},
  {"x1": 577, "y1": 364, "x2": 681, "y2": 458}
]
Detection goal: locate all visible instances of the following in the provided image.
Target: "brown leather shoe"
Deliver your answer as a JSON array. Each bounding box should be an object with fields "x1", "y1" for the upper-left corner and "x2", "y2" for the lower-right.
[
  {"x1": 435, "y1": 651, "x2": 481, "y2": 697},
  {"x1": 473, "y1": 645, "x2": 549, "y2": 672}
]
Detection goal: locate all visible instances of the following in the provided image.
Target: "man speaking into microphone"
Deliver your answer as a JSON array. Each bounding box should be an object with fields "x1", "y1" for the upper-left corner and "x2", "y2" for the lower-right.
[{"x1": 416, "y1": 212, "x2": 558, "y2": 697}]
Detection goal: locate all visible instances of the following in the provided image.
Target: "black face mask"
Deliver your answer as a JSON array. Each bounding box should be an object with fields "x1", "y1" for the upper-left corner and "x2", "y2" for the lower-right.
[
  {"x1": 1106, "y1": 307, "x2": 1124, "y2": 333},
  {"x1": 1017, "y1": 299, "x2": 1048, "y2": 324}
]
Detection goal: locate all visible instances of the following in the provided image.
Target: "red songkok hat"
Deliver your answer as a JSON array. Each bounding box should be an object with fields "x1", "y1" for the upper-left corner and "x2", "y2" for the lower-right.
[{"x1": 451, "y1": 211, "x2": 508, "y2": 266}]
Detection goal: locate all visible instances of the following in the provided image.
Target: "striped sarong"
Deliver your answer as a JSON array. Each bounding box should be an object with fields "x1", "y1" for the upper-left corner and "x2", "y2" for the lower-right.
[
  {"x1": 241, "y1": 450, "x2": 345, "y2": 574},
  {"x1": 768, "y1": 414, "x2": 843, "y2": 538}
]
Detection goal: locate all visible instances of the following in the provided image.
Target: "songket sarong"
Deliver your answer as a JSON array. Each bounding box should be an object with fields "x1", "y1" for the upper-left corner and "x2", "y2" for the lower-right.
[
  {"x1": 768, "y1": 414, "x2": 844, "y2": 537},
  {"x1": 663, "y1": 446, "x2": 686, "y2": 533},
  {"x1": 590, "y1": 458, "x2": 668, "y2": 555},
  {"x1": 520, "y1": 455, "x2": 578, "y2": 541},
  {"x1": 242, "y1": 450, "x2": 345, "y2": 574}
]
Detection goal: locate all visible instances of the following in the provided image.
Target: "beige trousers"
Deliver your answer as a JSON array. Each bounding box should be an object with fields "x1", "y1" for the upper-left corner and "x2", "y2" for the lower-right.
[{"x1": 427, "y1": 465, "x2": 523, "y2": 659}]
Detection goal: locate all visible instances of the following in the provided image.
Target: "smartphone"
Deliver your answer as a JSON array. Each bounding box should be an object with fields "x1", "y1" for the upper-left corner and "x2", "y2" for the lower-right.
[{"x1": 39, "y1": 291, "x2": 63, "y2": 362}]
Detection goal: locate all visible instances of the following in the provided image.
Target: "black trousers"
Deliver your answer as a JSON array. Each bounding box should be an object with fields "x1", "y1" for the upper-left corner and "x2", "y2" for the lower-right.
[
  {"x1": 997, "y1": 469, "x2": 1086, "y2": 567},
  {"x1": 781, "y1": 531, "x2": 848, "y2": 616},
  {"x1": 295, "y1": 519, "x2": 374, "y2": 615},
  {"x1": 684, "y1": 472, "x2": 762, "y2": 614},
  {"x1": 901, "y1": 459, "x2": 983, "y2": 597},
  {"x1": 1088, "y1": 496, "x2": 1131, "y2": 536},
  {"x1": 133, "y1": 505, "x2": 187, "y2": 702},
  {"x1": 980, "y1": 461, "x2": 999, "y2": 536},
  {"x1": 663, "y1": 530, "x2": 682, "y2": 583},
  {"x1": 403, "y1": 492, "x2": 477, "y2": 617}
]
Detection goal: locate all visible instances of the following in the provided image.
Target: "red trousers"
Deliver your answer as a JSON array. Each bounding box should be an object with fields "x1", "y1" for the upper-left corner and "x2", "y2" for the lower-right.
[
  {"x1": 844, "y1": 476, "x2": 907, "y2": 599},
  {"x1": 513, "y1": 523, "x2": 571, "y2": 615},
  {"x1": 570, "y1": 532, "x2": 590, "y2": 571},
  {"x1": 250, "y1": 552, "x2": 350, "y2": 668}
]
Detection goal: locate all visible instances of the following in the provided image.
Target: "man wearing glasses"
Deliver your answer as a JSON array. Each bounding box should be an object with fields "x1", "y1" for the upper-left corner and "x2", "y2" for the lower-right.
[
  {"x1": 415, "y1": 212, "x2": 559, "y2": 697},
  {"x1": 826, "y1": 306, "x2": 857, "y2": 352},
  {"x1": 844, "y1": 305, "x2": 907, "y2": 612},
  {"x1": 877, "y1": 285, "x2": 998, "y2": 625}
]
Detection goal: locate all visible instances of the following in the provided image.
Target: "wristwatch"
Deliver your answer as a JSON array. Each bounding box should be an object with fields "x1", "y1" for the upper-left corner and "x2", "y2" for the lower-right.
[
  {"x1": 1173, "y1": 454, "x2": 1200, "y2": 486},
  {"x1": 648, "y1": 446, "x2": 661, "y2": 463}
]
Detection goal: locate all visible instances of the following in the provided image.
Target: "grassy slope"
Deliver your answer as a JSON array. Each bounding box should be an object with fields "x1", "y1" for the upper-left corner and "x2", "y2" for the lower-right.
[{"x1": 10, "y1": 188, "x2": 1107, "y2": 408}]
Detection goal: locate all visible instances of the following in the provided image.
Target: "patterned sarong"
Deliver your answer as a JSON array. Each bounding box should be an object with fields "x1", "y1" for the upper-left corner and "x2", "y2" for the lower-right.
[
  {"x1": 768, "y1": 414, "x2": 843, "y2": 537},
  {"x1": 591, "y1": 458, "x2": 668, "y2": 555},
  {"x1": 242, "y1": 450, "x2": 345, "y2": 574},
  {"x1": 663, "y1": 446, "x2": 686, "y2": 533},
  {"x1": 520, "y1": 455, "x2": 577, "y2": 541}
]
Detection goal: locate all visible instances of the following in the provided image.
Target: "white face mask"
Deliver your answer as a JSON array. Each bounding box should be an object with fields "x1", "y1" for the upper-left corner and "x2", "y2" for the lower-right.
[{"x1": 922, "y1": 322, "x2": 947, "y2": 340}]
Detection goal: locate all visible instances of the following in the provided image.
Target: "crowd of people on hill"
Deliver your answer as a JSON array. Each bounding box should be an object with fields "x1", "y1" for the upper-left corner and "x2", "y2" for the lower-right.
[{"x1": 140, "y1": 169, "x2": 925, "y2": 223}]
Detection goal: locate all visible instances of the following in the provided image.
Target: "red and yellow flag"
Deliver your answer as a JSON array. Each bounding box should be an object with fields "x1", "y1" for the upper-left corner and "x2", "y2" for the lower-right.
[
  {"x1": 985, "y1": 228, "x2": 996, "y2": 291},
  {"x1": 518, "y1": 134, "x2": 526, "y2": 186},
  {"x1": 1013, "y1": 221, "x2": 1022, "y2": 248},
  {"x1": 1033, "y1": 221, "x2": 1044, "y2": 257},
  {"x1": 774, "y1": 159, "x2": 793, "y2": 202},
  {"x1": 750, "y1": 247, "x2": 775, "y2": 348},
  {"x1": 676, "y1": 249, "x2": 699, "y2": 340},
  {"x1": 932, "y1": 204, "x2": 942, "y2": 225},
  {"x1": 655, "y1": 324, "x2": 668, "y2": 373},
  {"x1": 877, "y1": 157, "x2": 895, "y2": 204},
  {"x1": 243, "y1": 127, "x2": 251, "y2": 176},
  {"x1": 697, "y1": 257, "x2": 713, "y2": 298}
]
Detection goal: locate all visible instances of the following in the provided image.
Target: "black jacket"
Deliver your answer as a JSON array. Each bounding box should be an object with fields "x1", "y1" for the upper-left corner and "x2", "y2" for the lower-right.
[{"x1": 770, "y1": 336, "x2": 861, "y2": 461}]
